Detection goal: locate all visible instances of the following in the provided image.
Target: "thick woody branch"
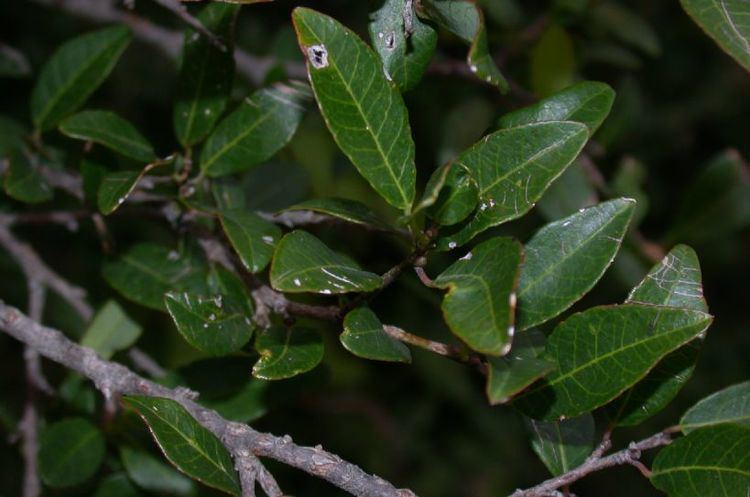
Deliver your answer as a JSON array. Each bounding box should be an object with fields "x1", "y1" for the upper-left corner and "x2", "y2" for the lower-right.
[{"x1": 0, "y1": 303, "x2": 416, "y2": 497}]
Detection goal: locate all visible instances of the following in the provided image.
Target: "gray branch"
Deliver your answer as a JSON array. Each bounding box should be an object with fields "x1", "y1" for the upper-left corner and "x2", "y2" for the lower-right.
[{"x1": 0, "y1": 303, "x2": 417, "y2": 497}]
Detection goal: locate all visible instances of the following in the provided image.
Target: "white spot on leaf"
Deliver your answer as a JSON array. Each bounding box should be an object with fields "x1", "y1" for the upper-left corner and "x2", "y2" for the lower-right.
[{"x1": 306, "y1": 45, "x2": 329, "y2": 69}]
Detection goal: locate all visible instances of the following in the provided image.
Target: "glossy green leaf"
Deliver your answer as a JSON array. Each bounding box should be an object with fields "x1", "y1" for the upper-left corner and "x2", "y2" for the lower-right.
[
  {"x1": 3, "y1": 146, "x2": 53, "y2": 203},
  {"x1": 528, "y1": 414, "x2": 595, "y2": 476},
  {"x1": 81, "y1": 300, "x2": 141, "y2": 359},
  {"x1": 680, "y1": 0, "x2": 749, "y2": 72},
  {"x1": 433, "y1": 237, "x2": 522, "y2": 356},
  {"x1": 530, "y1": 25, "x2": 575, "y2": 98},
  {"x1": 498, "y1": 82, "x2": 615, "y2": 135},
  {"x1": 252, "y1": 326, "x2": 324, "y2": 380},
  {"x1": 220, "y1": 209, "x2": 281, "y2": 273},
  {"x1": 121, "y1": 447, "x2": 195, "y2": 496},
  {"x1": 39, "y1": 418, "x2": 105, "y2": 487},
  {"x1": 59, "y1": 110, "x2": 155, "y2": 162},
  {"x1": 651, "y1": 424, "x2": 750, "y2": 497},
  {"x1": 174, "y1": 3, "x2": 238, "y2": 147},
  {"x1": 515, "y1": 304, "x2": 713, "y2": 420},
  {"x1": 104, "y1": 243, "x2": 208, "y2": 311},
  {"x1": 270, "y1": 230, "x2": 383, "y2": 294},
  {"x1": 486, "y1": 329, "x2": 555, "y2": 404},
  {"x1": 200, "y1": 81, "x2": 310, "y2": 177},
  {"x1": 30, "y1": 25, "x2": 131, "y2": 131},
  {"x1": 97, "y1": 170, "x2": 141, "y2": 215},
  {"x1": 426, "y1": 163, "x2": 479, "y2": 226},
  {"x1": 436, "y1": 121, "x2": 589, "y2": 249},
  {"x1": 0, "y1": 43, "x2": 30, "y2": 78},
  {"x1": 341, "y1": 307, "x2": 411, "y2": 363},
  {"x1": 123, "y1": 396, "x2": 241, "y2": 495},
  {"x1": 607, "y1": 245, "x2": 708, "y2": 426},
  {"x1": 283, "y1": 197, "x2": 389, "y2": 229},
  {"x1": 517, "y1": 198, "x2": 636, "y2": 330},
  {"x1": 165, "y1": 267, "x2": 254, "y2": 355},
  {"x1": 93, "y1": 473, "x2": 143, "y2": 497},
  {"x1": 680, "y1": 382, "x2": 750, "y2": 433},
  {"x1": 369, "y1": 0, "x2": 437, "y2": 91},
  {"x1": 292, "y1": 7, "x2": 417, "y2": 211},
  {"x1": 418, "y1": 0, "x2": 509, "y2": 91}
]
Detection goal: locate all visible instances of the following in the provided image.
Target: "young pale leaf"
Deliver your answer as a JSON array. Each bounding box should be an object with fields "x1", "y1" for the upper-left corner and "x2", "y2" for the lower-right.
[
  {"x1": 165, "y1": 267, "x2": 254, "y2": 355},
  {"x1": 680, "y1": 382, "x2": 750, "y2": 433},
  {"x1": 3, "y1": 147, "x2": 53, "y2": 203},
  {"x1": 607, "y1": 245, "x2": 708, "y2": 426},
  {"x1": 651, "y1": 424, "x2": 750, "y2": 497},
  {"x1": 220, "y1": 209, "x2": 281, "y2": 273},
  {"x1": 59, "y1": 110, "x2": 155, "y2": 162},
  {"x1": 486, "y1": 329, "x2": 555, "y2": 404},
  {"x1": 498, "y1": 82, "x2": 615, "y2": 134},
  {"x1": 368, "y1": 0, "x2": 437, "y2": 91},
  {"x1": 121, "y1": 447, "x2": 195, "y2": 496},
  {"x1": 270, "y1": 230, "x2": 383, "y2": 294},
  {"x1": 39, "y1": 418, "x2": 105, "y2": 488},
  {"x1": 92, "y1": 473, "x2": 143, "y2": 497},
  {"x1": 433, "y1": 237, "x2": 522, "y2": 356},
  {"x1": 292, "y1": 7, "x2": 417, "y2": 212},
  {"x1": 283, "y1": 198, "x2": 389, "y2": 229},
  {"x1": 515, "y1": 304, "x2": 713, "y2": 420},
  {"x1": 30, "y1": 25, "x2": 131, "y2": 131},
  {"x1": 680, "y1": 0, "x2": 750, "y2": 72},
  {"x1": 104, "y1": 243, "x2": 208, "y2": 311},
  {"x1": 123, "y1": 396, "x2": 241, "y2": 496},
  {"x1": 341, "y1": 307, "x2": 411, "y2": 363},
  {"x1": 528, "y1": 414, "x2": 595, "y2": 476},
  {"x1": 200, "y1": 81, "x2": 310, "y2": 177},
  {"x1": 80, "y1": 300, "x2": 141, "y2": 359},
  {"x1": 174, "y1": 3, "x2": 238, "y2": 147},
  {"x1": 253, "y1": 326, "x2": 324, "y2": 380},
  {"x1": 418, "y1": 0, "x2": 509, "y2": 92},
  {"x1": 436, "y1": 121, "x2": 589, "y2": 249},
  {"x1": 517, "y1": 198, "x2": 636, "y2": 330}
]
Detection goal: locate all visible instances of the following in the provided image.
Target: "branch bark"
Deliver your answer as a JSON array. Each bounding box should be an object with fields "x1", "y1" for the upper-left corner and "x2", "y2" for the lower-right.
[{"x1": 0, "y1": 303, "x2": 417, "y2": 497}]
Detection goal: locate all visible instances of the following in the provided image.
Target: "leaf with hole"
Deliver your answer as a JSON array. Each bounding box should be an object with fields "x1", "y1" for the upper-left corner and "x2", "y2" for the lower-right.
[
  {"x1": 220, "y1": 209, "x2": 282, "y2": 273},
  {"x1": 341, "y1": 307, "x2": 411, "y2": 363},
  {"x1": 39, "y1": 418, "x2": 105, "y2": 488},
  {"x1": 123, "y1": 396, "x2": 241, "y2": 495},
  {"x1": 60, "y1": 110, "x2": 155, "y2": 162},
  {"x1": 433, "y1": 237, "x2": 522, "y2": 356},
  {"x1": 30, "y1": 25, "x2": 131, "y2": 131},
  {"x1": 293, "y1": 7, "x2": 417, "y2": 212},
  {"x1": 270, "y1": 230, "x2": 383, "y2": 294},
  {"x1": 253, "y1": 326, "x2": 324, "y2": 380}
]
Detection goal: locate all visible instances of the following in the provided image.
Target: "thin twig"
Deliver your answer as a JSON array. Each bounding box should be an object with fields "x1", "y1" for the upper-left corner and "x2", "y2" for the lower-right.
[{"x1": 150, "y1": 0, "x2": 226, "y2": 51}]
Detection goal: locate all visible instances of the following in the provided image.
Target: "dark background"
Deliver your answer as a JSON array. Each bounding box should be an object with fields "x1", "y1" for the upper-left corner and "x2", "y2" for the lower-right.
[{"x1": 0, "y1": 1, "x2": 748, "y2": 496}]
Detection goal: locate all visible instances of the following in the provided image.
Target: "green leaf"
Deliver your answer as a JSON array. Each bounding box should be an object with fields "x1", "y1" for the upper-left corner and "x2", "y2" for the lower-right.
[
  {"x1": 0, "y1": 43, "x2": 31, "y2": 78},
  {"x1": 607, "y1": 245, "x2": 708, "y2": 426},
  {"x1": 418, "y1": 0, "x2": 509, "y2": 92},
  {"x1": 680, "y1": 382, "x2": 750, "y2": 433},
  {"x1": 341, "y1": 307, "x2": 411, "y2": 363},
  {"x1": 97, "y1": 170, "x2": 140, "y2": 215},
  {"x1": 515, "y1": 304, "x2": 713, "y2": 420},
  {"x1": 93, "y1": 473, "x2": 143, "y2": 497},
  {"x1": 436, "y1": 121, "x2": 589, "y2": 249},
  {"x1": 517, "y1": 198, "x2": 636, "y2": 330},
  {"x1": 292, "y1": 7, "x2": 417, "y2": 212},
  {"x1": 252, "y1": 326, "x2": 324, "y2": 380},
  {"x1": 59, "y1": 110, "x2": 155, "y2": 162},
  {"x1": 80, "y1": 300, "x2": 142, "y2": 359},
  {"x1": 651, "y1": 424, "x2": 750, "y2": 497},
  {"x1": 368, "y1": 0, "x2": 437, "y2": 91},
  {"x1": 3, "y1": 146, "x2": 53, "y2": 203},
  {"x1": 270, "y1": 230, "x2": 383, "y2": 294},
  {"x1": 591, "y1": 2, "x2": 661, "y2": 57},
  {"x1": 174, "y1": 3, "x2": 238, "y2": 147},
  {"x1": 498, "y1": 82, "x2": 615, "y2": 135},
  {"x1": 680, "y1": 0, "x2": 750, "y2": 72},
  {"x1": 530, "y1": 25, "x2": 575, "y2": 98},
  {"x1": 121, "y1": 447, "x2": 195, "y2": 496},
  {"x1": 39, "y1": 418, "x2": 105, "y2": 488},
  {"x1": 165, "y1": 268, "x2": 254, "y2": 356},
  {"x1": 486, "y1": 329, "x2": 555, "y2": 404},
  {"x1": 433, "y1": 237, "x2": 523, "y2": 356},
  {"x1": 220, "y1": 209, "x2": 282, "y2": 273},
  {"x1": 123, "y1": 396, "x2": 241, "y2": 495},
  {"x1": 283, "y1": 197, "x2": 389, "y2": 229},
  {"x1": 30, "y1": 25, "x2": 131, "y2": 131},
  {"x1": 104, "y1": 243, "x2": 208, "y2": 311},
  {"x1": 200, "y1": 81, "x2": 311, "y2": 177},
  {"x1": 528, "y1": 414, "x2": 595, "y2": 476},
  {"x1": 426, "y1": 163, "x2": 479, "y2": 226}
]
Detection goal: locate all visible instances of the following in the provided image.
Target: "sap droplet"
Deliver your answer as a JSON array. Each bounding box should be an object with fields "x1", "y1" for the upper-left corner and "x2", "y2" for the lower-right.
[
  {"x1": 378, "y1": 32, "x2": 384, "y2": 39},
  {"x1": 262, "y1": 235, "x2": 274, "y2": 245},
  {"x1": 306, "y1": 44, "x2": 329, "y2": 69}
]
